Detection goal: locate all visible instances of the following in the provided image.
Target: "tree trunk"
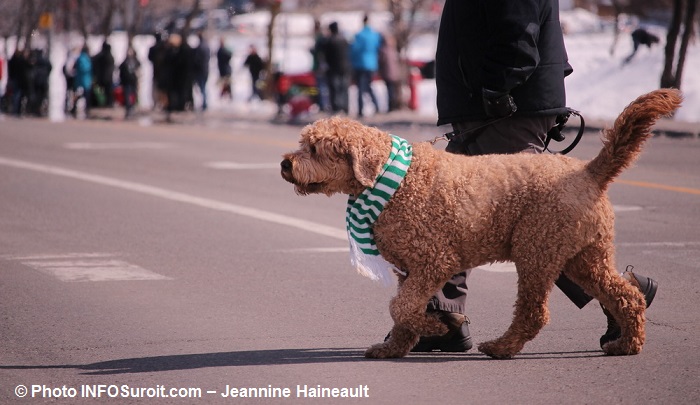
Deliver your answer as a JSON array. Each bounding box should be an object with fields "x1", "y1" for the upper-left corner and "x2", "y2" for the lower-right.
[
  {"x1": 99, "y1": 0, "x2": 117, "y2": 38},
  {"x1": 183, "y1": 0, "x2": 202, "y2": 39},
  {"x1": 263, "y1": 1, "x2": 281, "y2": 100},
  {"x1": 672, "y1": 0, "x2": 698, "y2": 89},
  {"x1": 609, "y1": 0, "x2": 624, "y2": 56},
  {"x1": 76, "y1": 0, "x2": 89, "y2": 42},
  {"x1": 660, "y1": 0, "x2": 683, "y2": 88}
]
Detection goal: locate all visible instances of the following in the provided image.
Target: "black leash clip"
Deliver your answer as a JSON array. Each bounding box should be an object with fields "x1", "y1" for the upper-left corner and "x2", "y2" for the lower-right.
[{"x1": 545, "y1": 108, "x2": 585, "y2": 155}]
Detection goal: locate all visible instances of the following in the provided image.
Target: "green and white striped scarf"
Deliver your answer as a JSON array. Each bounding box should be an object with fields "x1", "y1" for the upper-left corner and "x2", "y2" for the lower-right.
[{"x1": 346, "y1": 135, "x2": 412, "y2": 284}]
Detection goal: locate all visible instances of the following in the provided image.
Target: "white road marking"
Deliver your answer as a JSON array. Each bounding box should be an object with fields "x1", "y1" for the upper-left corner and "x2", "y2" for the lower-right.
[
  {"x1": 613, "y1": 205, "x2": 643, "y2": 212},
  {"x1": 205, "y1": 161, "x2": 279, "y2": 170},
  {"x1": 0, "y1": 156, "x2": 347, "y2": 241},
  {"x1": 15, "y1": 254, "x2": 170, "y2": 282},
  {"x1": 0, "y1": 253, "x2": 113, "y2": 260},
  {"x1": 64, "y1": 142, "x2": 174, "y2": 150},
  {"x1": 279, "y1": 247, "x2": 350, "y2": 253},
  {"x1": 618, "y1": 241, "x2": 700, "y2": 247},
  {"x1": 478, "y1": 262, "x2": 517, "y2": 273}
]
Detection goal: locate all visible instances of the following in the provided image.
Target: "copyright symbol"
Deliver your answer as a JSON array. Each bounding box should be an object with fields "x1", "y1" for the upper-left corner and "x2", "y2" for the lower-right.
[{"x1": 15, "y1": 385, "x2": 28, "y2": 397}]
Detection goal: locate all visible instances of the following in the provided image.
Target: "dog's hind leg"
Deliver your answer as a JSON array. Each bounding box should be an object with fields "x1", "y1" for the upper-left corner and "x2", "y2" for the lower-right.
[
  {"x1": 364, "y1": 273, "x2": 451, "y2": 359},
  {"x1": 563, "y1": 245, "x2": 646, "y2": 355},
  {"x1": 477, "y1": 261, "x2": 560, "y2": 359}
]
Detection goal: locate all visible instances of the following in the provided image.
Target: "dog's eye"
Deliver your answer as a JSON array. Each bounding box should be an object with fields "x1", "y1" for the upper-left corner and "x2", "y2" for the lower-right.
[{"x1": 309, "y1": 145, "x2": 317, "y2": 155}]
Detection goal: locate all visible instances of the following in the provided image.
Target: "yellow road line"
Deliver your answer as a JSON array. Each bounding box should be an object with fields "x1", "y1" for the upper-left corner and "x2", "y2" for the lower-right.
[{"x1": 617, "y1": 179, "x2": 700, "y2": 195}]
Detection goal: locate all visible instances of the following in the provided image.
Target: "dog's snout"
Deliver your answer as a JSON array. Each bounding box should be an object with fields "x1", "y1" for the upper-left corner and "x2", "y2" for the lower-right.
[{"x1": 280, "y1": 158, "x2": 292, "y2": 172}]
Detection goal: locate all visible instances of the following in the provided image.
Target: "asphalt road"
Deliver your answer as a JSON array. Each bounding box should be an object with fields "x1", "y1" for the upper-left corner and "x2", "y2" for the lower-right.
[{"x1": 1, "y1": 113, "x2": 699, "y2": 404}]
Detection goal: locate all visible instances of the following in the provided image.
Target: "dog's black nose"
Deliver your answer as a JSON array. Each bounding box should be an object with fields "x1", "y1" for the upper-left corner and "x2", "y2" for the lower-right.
[{"x1": 280, "y1": 159, "x2": 292, "y2": 171}]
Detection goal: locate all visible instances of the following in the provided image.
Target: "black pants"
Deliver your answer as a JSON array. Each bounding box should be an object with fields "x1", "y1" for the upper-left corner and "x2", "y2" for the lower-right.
[{"x1": 428, "y1": 115, "x2": 593, "y2": 313}]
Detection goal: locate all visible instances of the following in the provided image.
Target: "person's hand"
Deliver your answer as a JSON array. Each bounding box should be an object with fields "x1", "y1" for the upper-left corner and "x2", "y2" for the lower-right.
[{"x1": 482, "y1": 88, "x2": 517, "y2": 118}]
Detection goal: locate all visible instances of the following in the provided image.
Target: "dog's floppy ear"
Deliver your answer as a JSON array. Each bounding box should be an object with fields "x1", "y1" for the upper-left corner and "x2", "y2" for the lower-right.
[{"x1": 348, "y1": 144, "x2": 384, "y2": 189}]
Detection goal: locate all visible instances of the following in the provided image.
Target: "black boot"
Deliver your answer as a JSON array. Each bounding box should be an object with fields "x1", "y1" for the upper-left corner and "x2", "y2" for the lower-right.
[
  {"x1": 385, "y1": 312, "x2": 473, "y2": 352},
  {"x1": 412, "y1": 312, "x2": 473, "y2": 352},
  {"x1": 600, "y1": 271, "x2": 658, "y2": 348}
]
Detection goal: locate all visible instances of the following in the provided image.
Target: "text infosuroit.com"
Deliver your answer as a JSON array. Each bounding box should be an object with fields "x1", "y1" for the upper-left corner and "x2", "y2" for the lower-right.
[
  {"x1": 17, "y1": 384, "x2": 203, "y2": 399},
  {"x1": 15, "y1": 383, "x2": 370, "y2": 399}
]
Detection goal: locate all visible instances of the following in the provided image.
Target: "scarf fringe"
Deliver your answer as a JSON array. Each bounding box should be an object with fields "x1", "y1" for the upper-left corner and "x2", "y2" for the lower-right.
[{"x1": 348, "y1": 237, "x2": 397, "y2": 286}]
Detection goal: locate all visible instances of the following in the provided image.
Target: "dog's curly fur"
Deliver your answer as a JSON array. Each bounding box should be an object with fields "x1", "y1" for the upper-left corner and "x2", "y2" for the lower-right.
[{"x1": 281, "y1": 89, "x2": 682, "y2": 359}]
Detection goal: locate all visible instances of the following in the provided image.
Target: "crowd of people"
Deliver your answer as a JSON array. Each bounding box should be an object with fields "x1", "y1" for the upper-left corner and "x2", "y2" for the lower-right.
[
  {"x1": 310, "y1": 14, "x2": 401, "y2": 117},
  {"x1": 0, "y1": 12, "x2": 408, "y2": 122},
  {"x1": 1, "y1": 48, "x2": 52, "y2": 117}
]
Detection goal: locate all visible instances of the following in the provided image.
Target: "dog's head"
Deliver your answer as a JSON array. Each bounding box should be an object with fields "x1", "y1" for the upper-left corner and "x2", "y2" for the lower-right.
[{"x1": 280, "y1": 117, "x2": 392, "y2": 196}]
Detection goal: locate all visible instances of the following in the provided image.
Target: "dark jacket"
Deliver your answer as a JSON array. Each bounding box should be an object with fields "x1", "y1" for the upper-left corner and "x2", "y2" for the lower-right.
[
  {"x1": 193, "y1": 42, "x2": 210, "y2": 81},
  {"x1": 217, "y1": 46, "x2": 232, "y2": 77},
  {"x1": 436, "y1": 0, "x2": 573, "y2": 125},
  {"x1": 324, "y1": 34, "x2": 351, "y2": 76}
]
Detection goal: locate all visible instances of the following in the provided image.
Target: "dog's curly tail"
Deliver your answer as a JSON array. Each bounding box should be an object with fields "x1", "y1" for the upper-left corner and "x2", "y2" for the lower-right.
[{"x1": 585, "y1": 89, "x2": 683, "y2": 190}]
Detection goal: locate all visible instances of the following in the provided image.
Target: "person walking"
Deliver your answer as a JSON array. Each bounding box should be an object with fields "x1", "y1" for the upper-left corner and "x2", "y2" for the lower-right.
[
  {"x1": 323, "y1": 21, "x2": 351, "y2": 114},
  {"x1": 28, "y1": 49, "x2": 52, "y2": 116},
  {"x1": 350, "y1": 14, "x2": 382, "y2": 117},
  {"x1": 192, "y1": 34, "x2": 210, "y2": 111},
  {"x1": 72, "y1": 46, "x2": 93, "y2": 118},
  {"x1": 311, "y1": 19, "x2": 330, "y2": 113},
  {"x1": 119, "y1": 47, "x2": 140, "y2": 119},
  {"x1": 92, "y1": 41, "x2": 115, "y2": 108},
  {"x1": 216, "y1": 38, "x2": 233, "y2": 100},
  {"x1": 378, "y1": 33, "x2": 401, "y2": 113},
  {"x1": 7, "y1": 49, "x2": 30, "y2": 116},
  {"x1": 148, "y1": 32, "x2": 168, "y2": 110},
  {"x1": 397, "y1": 0, "x2": 659, "y2": 353},
  {"x1": 243, "y1": 44, "x2": 264, "y2": 101}
]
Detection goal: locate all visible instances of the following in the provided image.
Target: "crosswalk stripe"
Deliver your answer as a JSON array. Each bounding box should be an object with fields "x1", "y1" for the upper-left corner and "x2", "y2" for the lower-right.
[{"x1": 7, "y1": 253, "x2": 171, "y2": 282}]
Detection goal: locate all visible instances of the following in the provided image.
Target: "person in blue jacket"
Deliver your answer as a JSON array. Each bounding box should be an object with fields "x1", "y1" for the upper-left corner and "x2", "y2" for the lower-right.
[
  {"x1": 71, "y1": 45, "x2": 93, "y2": 117},
  {"x1": 350, "y1": 14, "x2": 382, "y2": 117}
]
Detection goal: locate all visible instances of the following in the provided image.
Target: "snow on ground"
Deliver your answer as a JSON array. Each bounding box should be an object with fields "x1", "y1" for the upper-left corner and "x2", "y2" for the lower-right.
[{"x1": 0, "y1": 8, "x2": 697, "y2": 123}]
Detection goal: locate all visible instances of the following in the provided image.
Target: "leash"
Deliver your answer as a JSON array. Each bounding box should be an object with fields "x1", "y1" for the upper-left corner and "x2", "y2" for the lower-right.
[
  {"x1": 543, "y1": 108, "x2": 585, "y2": 155},
  {"x1": 429, "y1": 116, "x2": 509, "y2": 146},
  {"x1": 430, "y1": 109, "x2": 586, "y2": 156}
]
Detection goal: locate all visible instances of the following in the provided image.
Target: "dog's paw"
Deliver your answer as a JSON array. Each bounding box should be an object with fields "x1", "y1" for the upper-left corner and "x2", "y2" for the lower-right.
[
  {"x1": 364, "y1": 342, "x2": 410, "y2": 359},
  {"x1": 478, "y1": 340, "x2": 517, "y2": 359},
  {"x1": 602, "y1": 339, "x2": 642, "y2": 356}
]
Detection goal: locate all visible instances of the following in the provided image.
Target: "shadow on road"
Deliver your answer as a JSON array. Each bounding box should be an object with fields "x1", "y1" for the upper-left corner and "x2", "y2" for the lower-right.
[{"x1": 1, "y1": 348, "x2": 603, "y2": 375}]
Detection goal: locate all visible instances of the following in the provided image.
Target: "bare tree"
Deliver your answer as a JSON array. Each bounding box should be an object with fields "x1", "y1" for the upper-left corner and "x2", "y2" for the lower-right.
[
  {"x1": 609, "y1": 0, "x2": 627, "y2": 55},
  {"x1": 265, "y1": 0, "x2": 282, "y2": 99},
  {"x1": 660, "y1": 0, "x2": 698, "y2": 89},
  {"x1": 386, "y1": 0, "x2": 431, "y2": 109}
]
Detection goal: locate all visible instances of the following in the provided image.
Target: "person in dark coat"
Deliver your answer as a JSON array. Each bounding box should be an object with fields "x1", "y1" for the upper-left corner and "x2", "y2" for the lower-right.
[
  {"x1": 323, "y1": 21, "x2": 351, "y2": 114},
  {"x1": 163, "y1": 34, "x2": 194, "y2": 121},
  {"x1": 624, "y1": 28, "x2": 660, "y2": 64},
  {"x1": 148, "y1": 32, "x2": 168, "y2": 110},
  {"x1": 28, "y1": 49, "x2": 52, "y2": 116},
  {"x1": 311, "y1": 19, "x2": 330, "y2": 112},
  {"x1": 243, "y1": 44, "x2": 264, "y2": 101},
  {"x1": 392, "y1": 0, "x2": 659, "y2": 353},
  {"x1": 7, "y1": 49, "x2": 30, "y2": 116},
  {"x1": 119, "y1": 47, "x2": 140, "y2": 119},
  {"x1": 192, "y1": 34, "x2": 210, "y2": 111},
  {"x1": 92, "y1": 41, "x2": 115, "y2": 107},
  {"x1": 216, "y1": 38, "x2": 233, "y2": 99}
]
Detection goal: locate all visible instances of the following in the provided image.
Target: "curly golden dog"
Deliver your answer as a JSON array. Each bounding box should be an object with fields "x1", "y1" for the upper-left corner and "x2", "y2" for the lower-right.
[{"x1": 280, "y1": 89, "x2": 681, "y2": 359}]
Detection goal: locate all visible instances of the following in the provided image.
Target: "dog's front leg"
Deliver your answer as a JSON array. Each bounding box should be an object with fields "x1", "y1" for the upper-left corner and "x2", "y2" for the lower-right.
[
  {"x1": 365, "y1": 275, "x2": 449, "y2": 359},
  {"x1": 364, "y1": 324, "x2": 419, "y2": 359}
]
